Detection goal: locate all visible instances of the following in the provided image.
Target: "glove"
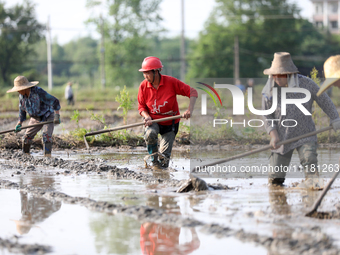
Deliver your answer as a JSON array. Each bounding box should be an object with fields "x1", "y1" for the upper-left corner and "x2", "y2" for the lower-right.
[
  {"x1": 54, "y1": 114, "x2": 61, "y2": 125},
  {"x1": 331, "y1": 118, "x2": 340, "y2": 131},
  {"x1": 14, "y1": 124, "x2": 21, "y2": 133}
]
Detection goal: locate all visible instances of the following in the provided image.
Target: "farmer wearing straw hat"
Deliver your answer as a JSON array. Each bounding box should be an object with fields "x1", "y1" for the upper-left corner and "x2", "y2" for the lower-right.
[
  {"x1": 138, "y1": 56, "x2": 198, "y2": 168},
  {"x1": 7, "y1": 76, "x2": 61, "y2": 157},
  {"x1": 262, "y1": 52, "x2": 340, "y2": 189},
  {"x1": 317, "y1": 55, "x2": 340, "y2": 97}
]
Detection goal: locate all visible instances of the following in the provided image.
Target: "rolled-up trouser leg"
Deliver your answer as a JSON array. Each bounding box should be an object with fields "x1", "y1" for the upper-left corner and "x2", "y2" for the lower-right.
[
  {"x1": 269, "y1": 150, "x2": 293, "y2": 185},
  {"x1": 42, "y1": 114, "x2": 54, "y2": 157},
  {"x1": 159, "y1": 131, "x2": 176, "y2": 167},
  {"x1": 297, "y1": 142, "x2": 318, "y2": 178},
  {"x1": 22, "y1": 117, "x2": 43, "y2": 154},
  {"x1": 144, "y1": 123, "x2": 159, "y2": 163}
]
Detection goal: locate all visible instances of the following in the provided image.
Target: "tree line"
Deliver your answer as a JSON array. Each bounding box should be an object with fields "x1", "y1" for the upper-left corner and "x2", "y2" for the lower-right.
[{"x1": 0, "y1": 0, "x2": 339, "y2": 90}]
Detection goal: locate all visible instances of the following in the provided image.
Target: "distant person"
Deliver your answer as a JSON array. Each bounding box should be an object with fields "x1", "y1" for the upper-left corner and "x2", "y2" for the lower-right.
[
  {"x1": 7, "y1": 76, "x2": 61, "y2": 157},
  {"x1": 65, "y1": 82, "x2": 74, "y2": 105},
  {"x1": 247, "y1": 78, "x2": 254, "y2": 93},
  {"x1": 137, "y1": 56, "x2": 198, "y2": 168},
  {"x1": 235, "y1": 79, "x2": 246, "y2": 93},
  {"x1": 262, "y1": 52, "x2": 340, "y2": 189}
]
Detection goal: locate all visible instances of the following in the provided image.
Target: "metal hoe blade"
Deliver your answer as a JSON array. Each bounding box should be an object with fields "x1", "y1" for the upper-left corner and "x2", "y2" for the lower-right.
[{"x1": 305, "y1": 164, "x2": 340, "y2": 217}]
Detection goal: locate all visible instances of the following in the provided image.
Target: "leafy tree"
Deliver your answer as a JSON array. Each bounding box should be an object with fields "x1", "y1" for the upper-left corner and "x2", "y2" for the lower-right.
[
  {"x1": 30, "y1": 36, "x2": 99, "y2": 87},
  {"x1": 51, "y1": 38, "x2": 68, "y2": 77},
  {"x1": 144, "y1": 36, "x2": 193, "y2": 80},
  {"x1": 29, "y1": 40, "x2": 47, "y2": 76},
  {"x1": 63, "y1": 37, "x2": 99, "y2": 87},
  {"x1": 0, "y1": 0, "x2": 44, "y2": 86},
  {"x1": 187, "y1": 0, "x2": 334, "y2": 79},
  {"x1": 86, "y1": 0, "x2": 163, "y2": 87}
]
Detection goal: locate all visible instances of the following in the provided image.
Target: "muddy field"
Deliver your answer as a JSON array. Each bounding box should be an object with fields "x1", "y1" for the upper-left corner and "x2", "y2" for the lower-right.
[{"x1": 1, "y1": 116, "x2": 340, "y2": 255}]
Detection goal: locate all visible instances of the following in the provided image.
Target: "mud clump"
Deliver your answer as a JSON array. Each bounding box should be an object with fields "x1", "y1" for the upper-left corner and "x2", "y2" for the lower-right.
[
  {"x1": 177, "y1": 175, "x2": 230, "y2": 193},
  {"x1": 0, "y1": 237, "x2": 51, "y2": 254},
  {"x1": 307, "y1": 211, "x2": 340, "y2": 219},
  {"x1": 202, "y1": 225, "x2": 340, "y2": 255}
]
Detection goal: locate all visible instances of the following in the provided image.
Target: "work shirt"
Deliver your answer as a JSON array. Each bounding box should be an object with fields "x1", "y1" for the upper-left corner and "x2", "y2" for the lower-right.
[
  {"x1": 262, "y1": 74, "x2": 339, "y2": 154},
  {"x1": 138, "y1": 75, "x2": 198, "y2": 126},
  {"x1": 19, "y1": 86, "x2": 61, "y2": 123}
]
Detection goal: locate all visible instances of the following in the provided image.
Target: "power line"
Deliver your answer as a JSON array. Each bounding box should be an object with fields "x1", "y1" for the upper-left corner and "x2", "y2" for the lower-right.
[{"x1": 239, "y1": 48, "x2": 327, "y2": 61}]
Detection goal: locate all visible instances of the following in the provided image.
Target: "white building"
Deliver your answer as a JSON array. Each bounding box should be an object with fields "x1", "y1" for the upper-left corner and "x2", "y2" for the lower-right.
[{"x1": 311, "y1": 0, "x2": 340, "y2": 33}]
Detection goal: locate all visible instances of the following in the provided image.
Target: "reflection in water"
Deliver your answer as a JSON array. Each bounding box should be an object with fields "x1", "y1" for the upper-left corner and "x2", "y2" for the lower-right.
[
  {"x1": 140, "y1": 223, "x2": 200, "y2": 255},
  {"x1": 15, "y1": 191, "x2": 61, "y2": 235},
  {"x1": 268, "y1": 186, "x2": 293, "y2": 246},
  {"x1": 141, "y1": 196, "x2": 200, "y2": 255},
  {"x1": 268, "y1": 186, "x2": 320, "y2": 216},
  {"x1": 302, "y1": 190, "x2": 320, "y2": 208},
  {"x1": 151, "y1": 169, "x2": 171, "y2": 180},
  {"x1": 267, "y1": 186, "x2": 321, "y2": 254},
  {"x1": 268, "y1": 186, "x2": 290, "y2": 215},
  {"x1": 14, "y1": 175, "x2": 62, "y2": 235},
  {"x1": 89, "y1": 211, "x2": 141, "y2": 254}
]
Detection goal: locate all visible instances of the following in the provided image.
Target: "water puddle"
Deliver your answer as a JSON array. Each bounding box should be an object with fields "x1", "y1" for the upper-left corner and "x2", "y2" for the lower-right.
[
  {"x1": 0, "y1": 148, "x2": 340, "y2": 253},
  {"x1": 0, "y1": 189, "x2": 267, "y2": 255}
]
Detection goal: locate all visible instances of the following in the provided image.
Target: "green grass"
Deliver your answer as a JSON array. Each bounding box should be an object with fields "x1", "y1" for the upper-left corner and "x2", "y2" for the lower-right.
[
  {"x1": 3, "y1": 81, "x2": 340, "y2": 146},
  {"x1": 0, "y1": 86, "x2": 139, "y2": 112}
]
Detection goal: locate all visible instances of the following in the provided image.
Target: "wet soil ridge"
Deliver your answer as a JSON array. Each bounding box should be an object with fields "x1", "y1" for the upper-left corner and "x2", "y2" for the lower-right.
[
  {"x1": 1, "y1": 179, "x2": 339, "y2": 255},
  {"x1": 0, "y1": 236, "x2": 51, "y2": 254},
  {"x1": 0, "y1": 150, "x2": 230, "y2": 190},
  {"x1": 0, "y1": 133, "x2": 84, "y2": 150},
  {"x1": 0, "y1": 132, "x2": 146, "y2": 149},
  {"x1": 0, "y1": 150, "x2": 181, "y2": 186},
  {"x1": 203, "y1": 224, "x2": 340, "y2": 255},
  {"x1": 0, "y1": 179, "x2": 203, "y2": 228}
]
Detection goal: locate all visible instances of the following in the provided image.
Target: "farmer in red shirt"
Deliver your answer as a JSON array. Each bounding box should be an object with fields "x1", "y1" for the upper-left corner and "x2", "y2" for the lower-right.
[{"x1": 138, "y1": 56, "x2": 198, "y2": 168}]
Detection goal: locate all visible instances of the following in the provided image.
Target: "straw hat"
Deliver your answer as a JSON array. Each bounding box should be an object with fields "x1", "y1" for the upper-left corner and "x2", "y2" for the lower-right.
[
  {"x1": 10, "y1": 219, "x2": 33, "y2": 235},
  {"x1": 263, "y1": 52, "x2": 299, "y2": 75},
  {"x1": 317, "y1": 55, "x2": 340, "y2": 96},
  {"x1": 7, "y1": 76, "x2": 39, "y2": 93}
]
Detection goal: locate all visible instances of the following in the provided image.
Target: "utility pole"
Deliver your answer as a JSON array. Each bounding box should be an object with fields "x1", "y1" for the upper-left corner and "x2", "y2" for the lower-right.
[
  {"x1": 180, "y1": 0, "x2": 186, "y2": 81},
  {"x1": 46, "y1": 16, "x2": 53, "y2": 91},
  {"x1": 100, "y1": 15, "x2": 106, "y2": 89},
  {"x1": 234, "y1": 36, "x2": 239, "y2": 83}
]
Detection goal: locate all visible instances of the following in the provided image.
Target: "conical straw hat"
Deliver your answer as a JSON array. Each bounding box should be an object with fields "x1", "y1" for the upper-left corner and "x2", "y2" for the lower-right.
[
  {"x1": 264, "y1": 52, "x2": 299, "y2": 75},
  {"x1": 317, "y1": 55, "x2": 340, "y2": 96},
  {"x1": 7, "y1": 76, "x2": 39, "y2": 93}
]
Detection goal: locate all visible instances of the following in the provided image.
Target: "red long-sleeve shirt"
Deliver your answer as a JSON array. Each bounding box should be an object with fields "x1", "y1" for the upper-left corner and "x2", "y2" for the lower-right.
[{"x1": 138, "y1": 75, "x2": 198, "y2": 126}]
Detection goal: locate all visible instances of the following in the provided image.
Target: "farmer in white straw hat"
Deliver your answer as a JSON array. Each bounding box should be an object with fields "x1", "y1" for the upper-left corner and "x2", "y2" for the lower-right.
[
  {"x1": 317, "y1": 55, "x2": 340, "y2": 96},
  {"x1": 7, "y1": 76, "x2": 61, "y2": 157},
  {"x1": 262, "y1": 52, "x2": 340, "y2": 189}
]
